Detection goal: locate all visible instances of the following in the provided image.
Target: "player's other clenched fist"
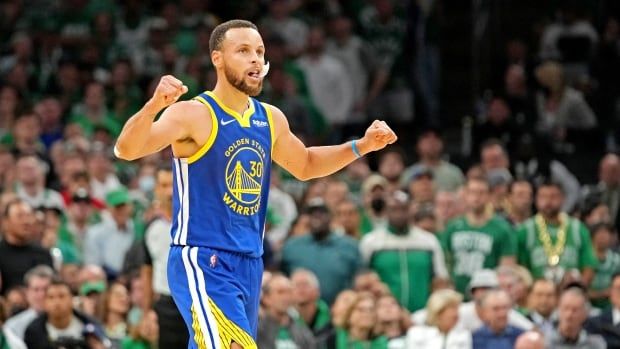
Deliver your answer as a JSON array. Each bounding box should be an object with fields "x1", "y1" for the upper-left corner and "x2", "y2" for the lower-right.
[{"x1": 149, "y1": 75, "x2": 189, "y2": 111}]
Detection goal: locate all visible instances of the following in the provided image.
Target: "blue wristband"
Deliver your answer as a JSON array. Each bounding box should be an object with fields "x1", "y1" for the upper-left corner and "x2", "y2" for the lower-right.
[{"x1": 351, "y1": 140, "x2": 362, "y2": 158}]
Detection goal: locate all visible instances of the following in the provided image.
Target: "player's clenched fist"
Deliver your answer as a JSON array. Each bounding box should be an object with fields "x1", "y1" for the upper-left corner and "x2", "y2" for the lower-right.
[
  {"x1": 357, "y1": 120, "x2": 398, "y2": 154},
  {"x1": 149, "y1": 75, "x2": 189, "y2": 111}
]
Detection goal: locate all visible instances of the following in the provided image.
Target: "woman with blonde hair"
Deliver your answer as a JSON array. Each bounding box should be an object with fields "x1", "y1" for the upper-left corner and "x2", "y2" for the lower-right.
[
  {"x1": 330, "y1": 292, "x2": 388, "y2": 349},
  {"x1": 406, "y1": 289, "x2": 471, "y2": 349}
]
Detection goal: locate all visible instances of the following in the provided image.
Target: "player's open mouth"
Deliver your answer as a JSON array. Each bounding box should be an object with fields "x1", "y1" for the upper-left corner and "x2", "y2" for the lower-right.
[{"x1": 248, "y1": 70, "x2": 261, "y2": 82}]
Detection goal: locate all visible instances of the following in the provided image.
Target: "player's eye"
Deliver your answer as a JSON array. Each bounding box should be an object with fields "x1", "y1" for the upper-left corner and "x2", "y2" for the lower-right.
[{"x1": 239, "y1": 48, "x2": 249, "y2": 53}]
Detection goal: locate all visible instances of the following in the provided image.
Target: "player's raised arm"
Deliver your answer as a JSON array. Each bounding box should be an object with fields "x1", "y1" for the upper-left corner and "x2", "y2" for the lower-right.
[
  {"x1": 114, "y1": 75, "x2": 190, "y2": 161},
  {"x1": 269, "y1": 105, "x2": 397, "y2": 181}
]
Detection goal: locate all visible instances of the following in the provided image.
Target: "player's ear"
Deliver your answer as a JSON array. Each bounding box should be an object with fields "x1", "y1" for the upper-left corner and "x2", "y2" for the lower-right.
[{"x1": 212, "y1": 50, "x2": 223, "y2": 69}]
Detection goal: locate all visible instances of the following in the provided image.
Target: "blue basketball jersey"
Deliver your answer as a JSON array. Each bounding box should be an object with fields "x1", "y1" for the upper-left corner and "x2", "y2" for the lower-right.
[{"x1": 170, "y1": 91, "x2": 274, "y2": 258}]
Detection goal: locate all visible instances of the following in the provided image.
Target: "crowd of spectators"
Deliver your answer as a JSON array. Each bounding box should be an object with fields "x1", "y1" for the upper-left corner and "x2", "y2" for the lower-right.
[{"x1": 0, "y1": 0, "x2": 619, "y2": 348}]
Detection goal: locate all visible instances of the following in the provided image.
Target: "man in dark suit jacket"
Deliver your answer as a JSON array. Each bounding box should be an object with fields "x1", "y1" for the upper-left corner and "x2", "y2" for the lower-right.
[{"x1": 585, "y1": 272, "x2": 620, "y2": 348}]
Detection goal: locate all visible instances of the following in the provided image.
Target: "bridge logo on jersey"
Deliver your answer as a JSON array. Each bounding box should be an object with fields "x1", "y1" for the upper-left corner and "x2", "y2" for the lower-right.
[{"x1": 223, "y1": 137, "x2": 267, "y2": 216}]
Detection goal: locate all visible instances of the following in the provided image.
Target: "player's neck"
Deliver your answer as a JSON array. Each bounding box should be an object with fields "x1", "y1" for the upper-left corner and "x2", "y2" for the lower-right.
[{"x1": 212, "y1": 82, "x2": 250, "y2": 115}]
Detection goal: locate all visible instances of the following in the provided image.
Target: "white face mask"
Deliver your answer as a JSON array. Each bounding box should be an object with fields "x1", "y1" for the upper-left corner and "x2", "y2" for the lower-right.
[{"x1": 138, "y1": 176, "x2": 156, "y2": 193}]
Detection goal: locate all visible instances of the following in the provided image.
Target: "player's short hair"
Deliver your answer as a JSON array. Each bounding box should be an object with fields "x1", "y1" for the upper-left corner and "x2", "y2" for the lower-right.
[{"x1": 209, "y1": 19, "x2": 258, "y2": 54}]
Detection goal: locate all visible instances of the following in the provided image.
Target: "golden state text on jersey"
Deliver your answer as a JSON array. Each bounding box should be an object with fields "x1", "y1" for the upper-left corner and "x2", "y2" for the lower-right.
[{"x1": 170, "y1": 91, "x2": 274, "y2": 258}]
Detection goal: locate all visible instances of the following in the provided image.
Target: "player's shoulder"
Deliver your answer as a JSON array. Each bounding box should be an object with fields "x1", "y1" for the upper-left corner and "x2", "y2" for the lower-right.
[
  {"x1": 163, "y1": 99, "x2": 211, "y2": 123},
  {"x1": 258, "y1": 101, "x2": 284, "y2": 119}
]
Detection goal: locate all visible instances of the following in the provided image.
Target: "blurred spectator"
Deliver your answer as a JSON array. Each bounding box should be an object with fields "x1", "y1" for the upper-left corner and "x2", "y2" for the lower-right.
[
  {"x1": 441, "y1": 178, "x2": 516, "y2": 295},
  {"x1": 401, "y1": 128, "x2": 465, "y2": 192},
  {"x1": 6, "y1": 112, "x2": 45, "y2": 156},
  {"x1": 3, "y1": 265, "x2": 53, "y2": 341},
  {"x1": 360, "y1": 174, "x2": 389, "y2": 233},
  {"x1": 586, "y1": 272, "x2": 620, "y2": 348},
  {"x1": 330, "y1": 289, "x2": 357, "y2": 329},
  {"x1": 588, "y1": 222, "x2": 620, "y2": 309},
  {"x1": 281, "y1": 198, "x2": 361, "y2": 305},
  {"x1": 140, "y1": 165, "x2": 187, "y2": 348},
  {"x1": 14, "y1": 154, "x2": 64, "y2": 210},
  {"x1": 84, "y1": 187, "x2": 137, "y2": 278},
  {"x1": 34, "y1": 96, "x2": 65, "y2": 149},
  {"x1": 326, "y1": 15, "x2": 373, "y2": 125},
  {"x1": 412, "y1": 202, "x2": 437, "y2": 234},
  {"x1": 4, "y1": 287, "x2": 27, "y2": 318},
  {"x1": 548, "y1": 287, "x2": 605, "y2": 349},
  {"x1": 582, "y1": 153, "x2": 620, "y2": 230},
  {"x1": 262, "y1": 65, "x2": 313, "y2": 142},
  {"x1": 0, "y1": 294, "x2": 26, "y2": 349},
  {"x1": 69, "y1": 81, "x2": 120, "y2": 138},
  {"x1": 87, "y1": 143, "x2": 122, "y2": 201},
  {"x1": 482, "y1": 139, "x2": 580, "y2": 212},
  {"x1": 412, "y1": 269, "x2": 533, "y2": 332},
  {"x1": 517, "y1": 181, "x2": 598, "y2": 285},
  {"x1": 433, "y1": 191, "x2": 461, "y2": 232},
  {"x1": 472, "y1": 289, "x2": 523, "y2": 349},
  {"x1": 101, "y1": 282, "x2": 130, "y2": 346},
  {"x1": 378, "y1": 148, "x2": 406, "y2": 193},
  {"x1": 296, "y1": 26, "x2": 354, "y2": 136},
  {"x1": 260, "y1": 0, "x2": 308, "y2": 56},
  {"x1": 504, "y1": 180, "x2": 533, "y2": 226},
  {"x1": 257, "y1": 273, "x2": 316, "y2": 349},
  {"x1": 406, "y1": 167, "x2": 435, "y2": 205},
  {"x1": 290, "y1": 269, "x2": 332, "y2": 343},
  {"x1": 121, "y1": 309, "x2": 159, "y2": 349},
  {"x1": 514, "y1": 331, "x2": 546, "y2": 349},
  {"x1": 473, "y1": 97, "x2": 523, "y2": 158},
  {"x1": 496, "y1": 265, "x2": 532, "y2": 314},
  {"x1": 526, "y1": 279, "x2": 558, "y2": 340},
  {"x1": 0, "y1": 199, "x2": 53, "y2": 294},
  {"x1": 323, "y1": 179, "x2": 349, "y2": 215},
  {"x1": 25, "y1": 278, "x2": 110, "y2": 349},
  {"x1": 0, "y1": 147, "x2": 15, "y2": 192},
  {"x1": 0, "y1": 85, "x2": 23, "y2": 139},
  {"x1": 329, "y1": 292, "x2": 388, "y2": 349},
  {"x1": 360, "y1": 190, "x2": 448, "y2": 312},
  {"x1": 503, "y1": 64, "x2": 537, "y2": 128},
  {"x1": 534, "y1": 61, "x2": 597, "y2": 141},
  {"x1": 333, "y1": 199, "x2": 362, "y2": 240},
  {"x1": 76, "y1": 265, "x2": 107, "y2": 319},
  {"x1": 538, "y1": 2, "x2": 598, "y2": 83},
  {"x1": 56, "y1": 185, "x2": 98, "y2": 265},
  {"x1": 486, "y1": 169, "x2": 512, "y2": 215},
  {"x1": 358, "y1": 0, "x2": 411, "y2": 124},
  {"x1": 406, "y1": 289, "x2": 471, "y2": 349},
  {"x1": 375, "y1": 294, "x2": 409, "y2": 347}
]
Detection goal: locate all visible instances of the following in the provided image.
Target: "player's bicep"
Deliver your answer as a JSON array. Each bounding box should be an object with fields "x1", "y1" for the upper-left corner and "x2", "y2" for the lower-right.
[
  {"x1": 270, "y1": 106, "x2": 309, "y2": 179},
  {"x1": 141, "y1": 105, "x2": 189, "y2": 155}
]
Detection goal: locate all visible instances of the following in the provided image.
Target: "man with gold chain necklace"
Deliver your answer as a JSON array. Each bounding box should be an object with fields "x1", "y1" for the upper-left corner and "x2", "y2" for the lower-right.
[{"x1": 517, "y1": 181, "x2": 598, "y2": 284}]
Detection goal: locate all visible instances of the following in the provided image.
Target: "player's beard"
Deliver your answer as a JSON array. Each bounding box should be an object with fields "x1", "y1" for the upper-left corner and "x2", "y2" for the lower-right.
[{"x1": 224, "y1": 63, "x2": 263, "y2": 96}]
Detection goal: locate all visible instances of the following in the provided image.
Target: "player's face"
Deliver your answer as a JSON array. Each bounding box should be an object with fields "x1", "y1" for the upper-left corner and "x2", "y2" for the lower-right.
[{"x1": 219, "y1": 28, "x2": 266, "y2": 96}]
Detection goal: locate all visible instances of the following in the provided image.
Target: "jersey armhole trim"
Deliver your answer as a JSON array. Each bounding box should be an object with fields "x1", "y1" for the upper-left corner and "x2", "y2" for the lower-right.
[
  {"x1": 261, "y1": 102, "x2": 276, "y2": 154},
  {"x1": 187, "y1": 96, "x2": 219, "y2": 164}
]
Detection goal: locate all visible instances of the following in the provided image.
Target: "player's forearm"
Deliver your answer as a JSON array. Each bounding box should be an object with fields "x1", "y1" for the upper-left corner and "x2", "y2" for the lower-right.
[
  {"x1": 115, "y1": 101, "x2": 161, "y2": 160},
  {"x1": 300, "y1": 140, "x2": 368, "y2": 180}
]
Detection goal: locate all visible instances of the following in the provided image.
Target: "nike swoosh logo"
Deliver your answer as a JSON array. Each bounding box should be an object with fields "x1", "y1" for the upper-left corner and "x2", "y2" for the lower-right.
[{"x1": 220, "y1": 118, "x2": 236, "y2": 126}]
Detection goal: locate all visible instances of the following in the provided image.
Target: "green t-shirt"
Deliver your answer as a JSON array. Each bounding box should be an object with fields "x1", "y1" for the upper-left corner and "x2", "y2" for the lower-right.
[
  {"x1": 517, "y1": 216, "x2": 598, "y2": 281},
  {"x1": 121, "y1": 338, "x2": 151, "y2": 349},
  {"x1": 590, "y1": 250, "x2": 620, "y2": 309},
  {"x1": 441, "y1": 215, "x2": 516, "y2": 295},
  {"x1": 336, "y1": 328, "x2": 388, "y2": 349},
  {"x1": 296, "y1": 299, "x2": 332, "y2": 333},
  {"x1": 276, "y1": 326, "x2": 299, "y2": 349}
]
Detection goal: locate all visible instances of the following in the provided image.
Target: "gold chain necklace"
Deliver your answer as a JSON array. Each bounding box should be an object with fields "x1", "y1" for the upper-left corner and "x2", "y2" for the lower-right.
[{"x1": 535, "y1": 212, "x2": 568, "y2": 266}]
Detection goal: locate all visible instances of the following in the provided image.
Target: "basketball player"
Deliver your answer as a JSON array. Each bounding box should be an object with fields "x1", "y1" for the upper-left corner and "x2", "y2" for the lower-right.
[{"x1": 115, "y1": 20, "x2": 397, "y2": 349}]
